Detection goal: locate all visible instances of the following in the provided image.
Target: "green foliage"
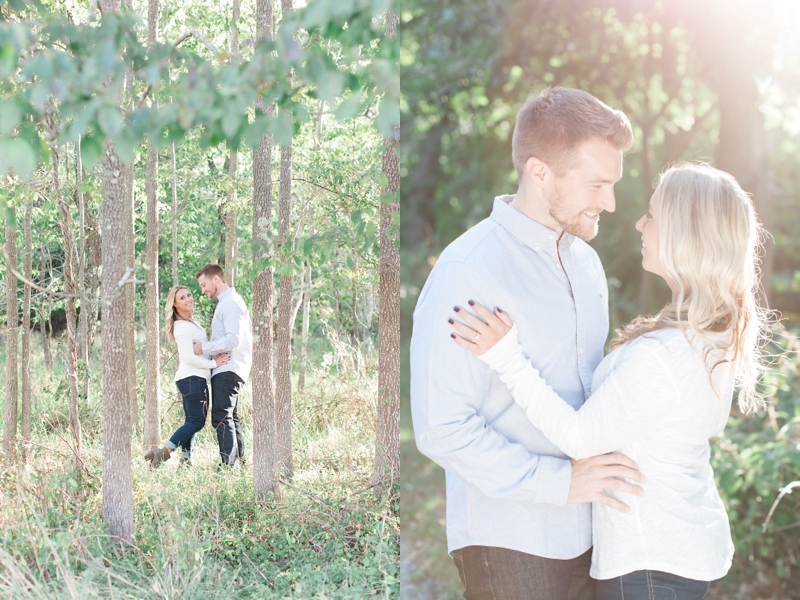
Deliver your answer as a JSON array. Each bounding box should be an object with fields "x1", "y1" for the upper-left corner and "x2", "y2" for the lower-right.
[
  {"x1": 711, "y1": 330, "x2": 800, "y2": 592},
  {"x1": 0, "y1": 0, "x2": 398, "y2": 176}
]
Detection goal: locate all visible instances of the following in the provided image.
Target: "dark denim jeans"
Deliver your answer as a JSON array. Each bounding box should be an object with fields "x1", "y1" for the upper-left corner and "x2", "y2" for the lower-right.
[
  {"x1": 596, "y1": 570, "x2": 709, "y2": 600},
  {"x1": 452, "y1": 545, "x2": 594, "y2": 600},
  {"x1": 210, "y1": 371, "x2": 245, "y2": 466},
  {"x1": 168, "y1": 376, "x2": 209, "y2": 455}
]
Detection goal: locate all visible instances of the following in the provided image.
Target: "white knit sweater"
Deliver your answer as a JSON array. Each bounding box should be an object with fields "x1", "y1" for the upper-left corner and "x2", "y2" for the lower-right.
[
  {"x1": 173, "y1": 320, "x2": 216, "y2": 382},
  {"x1": 480, "y1": 325, "x2": 735, "y2": 581}
]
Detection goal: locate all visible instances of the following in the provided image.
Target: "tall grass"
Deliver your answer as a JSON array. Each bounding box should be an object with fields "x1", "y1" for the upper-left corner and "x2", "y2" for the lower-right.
[{"x1": 0, "y1": 331, "x2": 398, "y2": 599}]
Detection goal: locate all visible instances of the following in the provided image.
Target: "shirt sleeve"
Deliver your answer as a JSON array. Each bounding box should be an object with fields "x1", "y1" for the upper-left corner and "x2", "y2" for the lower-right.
[
  {"x1": 411, "y1": 260, "x2": 572, "y2": 506},
  {"x1": 201, "y1": 300, "x2": 244, "y2": 354},
  {"x1": 174, "y1": 323, "x2": 217, "y2": 370},
  {"x1": 480, "y1": 326, "x2": 681, "y2": 460}
]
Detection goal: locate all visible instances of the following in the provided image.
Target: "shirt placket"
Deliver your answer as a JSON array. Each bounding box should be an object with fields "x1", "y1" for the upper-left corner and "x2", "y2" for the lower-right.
[{"x1": 558, "y1": 240, "x2": 592, "y2": 401}]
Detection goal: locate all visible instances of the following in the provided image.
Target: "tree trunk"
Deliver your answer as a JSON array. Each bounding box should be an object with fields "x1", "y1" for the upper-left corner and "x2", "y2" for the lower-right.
[
  {"x1": 75, "y1": 140, "x2": 90, "y2": 398},
  {"x1": 55, "y1": 148, "x2": 82, "y2": 472},
  {"x1": 84, "y1": 193, "x2": 102, "y2": 357},
  {"x1": 372, "y1": 8, "x2": 400, "y2": 491},
  {"x1": 170, "y1": 144, "x2": 178, "y2": 287},
  {"x1": 21, "y1": 203, "x2": 32, "y2": 443},
  {"x1": 4, "y1": 205, "x2": 19, "y2": 458},
  {"x1": 276, "y1": 133, "x2": 294, "y2": 476},
  {"x1": 124, "y1": 133, "x2": 138, "y2": 434},
  {"x1": 99, "y1": 0, "x2": 133, "y2": 543},
  {"x1": 143, "y1": 0, "x2": 161, "y2": 450},
  {"x1": 39, "y1": 297, "x2": 53, "y2": 375},
  {"x1": 224, "y1": 0, "x2": 241, "y2": 287},
  {"x1": 252, "y1": 0, "x2": 277, "y2": 499},
  {"x1": 100, "y1": 140, "x2": 135, "y2": 542},
  {"x1": 298, "y1": 263, "x2": 311, "y2": 391}
]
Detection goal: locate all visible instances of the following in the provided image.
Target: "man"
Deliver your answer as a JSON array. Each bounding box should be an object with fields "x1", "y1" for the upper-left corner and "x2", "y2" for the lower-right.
[
  {"x1": 193, "y1": 264, "x2": 253, "y2": 467},
  {"x1": 410, "y1": 87, "x2": 645, "y2": 599}
]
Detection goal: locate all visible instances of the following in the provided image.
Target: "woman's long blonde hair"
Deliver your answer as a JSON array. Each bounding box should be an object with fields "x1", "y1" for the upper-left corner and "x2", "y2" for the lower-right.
[
  {"x1": 610, "y1": 163, "x2": 769, "y2": 413},
  {"x1": 164, "y1": 285, "x2": 198, "y2": 341}
]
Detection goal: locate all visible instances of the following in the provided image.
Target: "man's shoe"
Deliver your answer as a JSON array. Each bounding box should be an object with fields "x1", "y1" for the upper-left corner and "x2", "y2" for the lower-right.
[
  {"x1": 178, "y1": 456, "x2": 192, "y2": 468},
  {"x1": 144, "y1": 446, "x2": 172, "y2": 467}
]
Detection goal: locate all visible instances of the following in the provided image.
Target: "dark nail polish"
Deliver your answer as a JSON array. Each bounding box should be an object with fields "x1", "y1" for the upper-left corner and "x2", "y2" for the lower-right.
[
  {"x1": 454, "y1": 306, "x2": 461, "y2": 312},
  {"x1": 450, "y1": 333, "x2": 456, "y2": 339},
  {"x1": 448, "y1": 318, "x2": 454, "y2": 324},
  {"x1": 497, "y1": 307, "x2": 503, "y2": 313},
  {"x1": 468, "y1": 299, "x2": 475, "y2": 306}
]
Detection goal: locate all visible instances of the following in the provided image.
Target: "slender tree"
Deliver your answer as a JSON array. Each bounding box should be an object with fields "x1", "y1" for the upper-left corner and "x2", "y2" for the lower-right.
[
  {"x1": 224, "y1": 0, "x2": 241, "y2": 287},
  {"x1": 21, "y1": 202, "x2": 32, "y2": 443},
  {"x1": 75, "y1": 140, "x2": 90, "y2": 398},
  {"x1": 275, "y1": 0, "x2": 295, "y2": 475},
  {"x1": 171, "y1": 143, "x2": 179, "y2": 287},
  {"x1": 99, "y1": 0, "x2": 134, "y2": 542},
  {"x1": 4, "y1": 204, "x2": 19, "y2": 458},
  {"x1": 373, "y1": 9, "x2": 400, "y2": 489},
  {"x1": 298, "y1": 262, "x2": 311, "y2": 391},
  {"x1": 252, "y1": 0, "x2": 277, "y2": 498},
  {"x1": 124, "y1": 67, "x2": 138, "y2": 433},
  {"x1": 55, "y1": 147, "x2": 82, "y2": 471},
  {"x1": 143, "y1": 0, "x2": 161, "y2": 450}
]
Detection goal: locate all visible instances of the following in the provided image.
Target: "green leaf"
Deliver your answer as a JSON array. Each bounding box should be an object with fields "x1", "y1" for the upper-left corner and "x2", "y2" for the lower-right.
[
  {"x1": 221, "y1": 109, "x2": 240, "y2": 139},
  {"x1": 335, "y1": 92, "x2": 364, "y2": 121},
  {"x1": 97, "y1": 106, "x2": 122, "y2": 138},
  {"x1": 268, "y1": 112, "x2": 293, "y2": 146},
  {"x1": 80, "y1": 134, "x2": 104, "y2": 170},
  {"x1": 375, "y1": 93, "x2": 399, "y2": 137},
  {"x1": 0, "y1": 137, "x2": 37, "y2": 180},
  {"x1": 114, "y1": 129, "x2": 137, "y2": 166},
  {"x1": 0, "y1": 99, "x2": 22, "y2": 135}
]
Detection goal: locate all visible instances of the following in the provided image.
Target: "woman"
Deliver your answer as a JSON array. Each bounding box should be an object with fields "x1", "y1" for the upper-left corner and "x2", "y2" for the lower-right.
[
  {"x1": 144, "y1": 285, "x2": 229, "y2": 467},
  {"x1": 449, "y1": 163, "x2": 767, "y2": 600}
]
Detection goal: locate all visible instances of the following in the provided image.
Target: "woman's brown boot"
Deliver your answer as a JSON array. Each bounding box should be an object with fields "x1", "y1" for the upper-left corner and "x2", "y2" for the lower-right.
[{"x1": 144, "y1": 446, "x2": 172, "y2": 467}]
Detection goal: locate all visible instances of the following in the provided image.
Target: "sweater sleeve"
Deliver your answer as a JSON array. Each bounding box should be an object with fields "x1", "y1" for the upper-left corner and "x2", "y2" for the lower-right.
[
  {"x1": 479, "y1": 325, "x2": 681, "y2": 459},
  {"x1": 174, "y1": 322, "x2": 217, "y2": 370}
]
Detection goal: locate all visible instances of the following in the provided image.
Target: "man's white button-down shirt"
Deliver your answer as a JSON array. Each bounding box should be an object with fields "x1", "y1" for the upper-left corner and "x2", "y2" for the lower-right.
[
  {"x1": 201, "y1": 287, "x2": 253, "y2": 383},
  {"x1": 410, "y1": 195, "x2": 609, "y2": 559}
]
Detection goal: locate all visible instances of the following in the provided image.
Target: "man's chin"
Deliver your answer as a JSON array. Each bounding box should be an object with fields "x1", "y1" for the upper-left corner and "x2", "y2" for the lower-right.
[{"x1": 563, "y1": 221, "x2": 599, "y2": 242}]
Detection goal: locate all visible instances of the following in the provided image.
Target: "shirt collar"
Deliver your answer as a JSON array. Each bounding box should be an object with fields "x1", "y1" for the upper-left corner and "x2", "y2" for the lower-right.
[
  {"x1": 216, "y1": 287, "x2": 233, "y2": 303},
  {"x1": 489, "y1": 195, "x2": 576, "y2": 257}
]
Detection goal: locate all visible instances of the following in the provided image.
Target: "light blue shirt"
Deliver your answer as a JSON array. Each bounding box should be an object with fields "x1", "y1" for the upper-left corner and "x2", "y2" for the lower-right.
[
  {"x1": 201, "y1": 287, "x2": 253, "y2": 383},
  {"x1": 410, "y1": 195, "x2": 609, "y2": 559}
]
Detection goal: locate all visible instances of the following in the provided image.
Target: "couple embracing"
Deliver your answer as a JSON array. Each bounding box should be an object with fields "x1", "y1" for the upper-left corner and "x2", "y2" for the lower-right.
[
  {"x1": 145, "y1": 263, "x2": 253, "y2": 469},
  {"x1": 410, "y1": 87, "x2": 767, "y2": 600}
]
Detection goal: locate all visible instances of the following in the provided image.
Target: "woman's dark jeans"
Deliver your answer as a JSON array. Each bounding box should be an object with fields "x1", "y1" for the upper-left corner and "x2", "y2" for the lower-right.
[
  {"x1": 596, "y1": 570, "x2": 709, "y2": 600},
  {"x1": 167, "y1": 376, "x2": 209, "y2": 455}
]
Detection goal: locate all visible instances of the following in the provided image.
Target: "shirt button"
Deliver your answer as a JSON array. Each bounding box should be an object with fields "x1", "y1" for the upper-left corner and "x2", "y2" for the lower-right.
[
  {"x1": 556, "y1": 263, "x2": 562, "y2": 269},
  {"x1": 579, "y1": 348, "x2": 584, "y2": 354},
  {"x1": 534, "y1": 245, "x2": 540, "y2": 252},
  {"x1": 548, "y1": 234, "x2": 554, "y2": 240}
]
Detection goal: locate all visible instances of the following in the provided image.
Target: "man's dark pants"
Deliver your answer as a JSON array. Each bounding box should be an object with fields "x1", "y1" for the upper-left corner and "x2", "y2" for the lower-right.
[
  {"x1": 210, "y1": 371, "x2": 245, "y2": 466},
  {"x1": 453, "y1": 545, "x2": 595, "y2": 600}
]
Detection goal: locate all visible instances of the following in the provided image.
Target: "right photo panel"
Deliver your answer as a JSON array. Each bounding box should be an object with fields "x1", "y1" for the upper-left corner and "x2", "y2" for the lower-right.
[{"x1": 401, "y1": 1, "x2": 800, "y2": 599}]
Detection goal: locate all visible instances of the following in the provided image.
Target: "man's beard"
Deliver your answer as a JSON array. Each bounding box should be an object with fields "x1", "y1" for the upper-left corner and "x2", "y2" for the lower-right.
[{"x1": 548, "y1": 184, "x2": 600, "y2": 242}]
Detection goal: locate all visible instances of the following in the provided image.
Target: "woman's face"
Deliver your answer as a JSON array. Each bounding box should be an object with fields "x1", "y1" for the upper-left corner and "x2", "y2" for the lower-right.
[
  {"x1": 635, "y1": 189, "x2": 662, "y2": 277},
  {"x1": 174, "y1": 288, "x2": 194, "y2": 316}
]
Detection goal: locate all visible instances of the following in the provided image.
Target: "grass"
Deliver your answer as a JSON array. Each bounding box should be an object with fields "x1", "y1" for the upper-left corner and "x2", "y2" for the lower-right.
[{"x1": 0, "y1": 332, "x2": 399, "y2": 599}]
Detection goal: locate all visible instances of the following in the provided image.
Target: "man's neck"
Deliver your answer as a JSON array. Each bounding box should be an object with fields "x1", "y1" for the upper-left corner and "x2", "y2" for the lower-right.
[
  {"x1": 509, "y1": 184, "x2": 563, "y2": 236},
  {"x1": 215, "y1": 284, "x2": 231, "y2": 299}
]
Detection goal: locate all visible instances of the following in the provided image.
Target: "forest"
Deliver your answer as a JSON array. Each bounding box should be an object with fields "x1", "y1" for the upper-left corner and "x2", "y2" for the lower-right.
[
  {"x1": 400, "y1": 1, "x2": 800, "y2": 599},
  {"x1": 1, "y1": 0, "x2": 399, "y2": 597}
]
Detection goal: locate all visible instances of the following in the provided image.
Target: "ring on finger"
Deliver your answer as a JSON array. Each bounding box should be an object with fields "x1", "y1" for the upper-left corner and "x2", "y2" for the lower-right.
[{"x1": 472, "y1": 332, "x2": 480, "y2": 344}]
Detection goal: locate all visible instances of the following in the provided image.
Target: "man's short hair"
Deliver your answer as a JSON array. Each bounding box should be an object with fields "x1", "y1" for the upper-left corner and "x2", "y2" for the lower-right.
[
  {"x1": 512, "y1": 87, "x2": 634, "y2": 177},
  {"x1": 195, "y1": 264, "x2": 226, "y2": 282}
]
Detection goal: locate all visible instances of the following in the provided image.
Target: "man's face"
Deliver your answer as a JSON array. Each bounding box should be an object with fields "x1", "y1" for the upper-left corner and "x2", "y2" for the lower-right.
[
  {"x1": 197, "y1": 274, "x2": 219, "y2": 300},
  {"x1": 546, "y1": 138, "x2": 623, "y2": 241}
]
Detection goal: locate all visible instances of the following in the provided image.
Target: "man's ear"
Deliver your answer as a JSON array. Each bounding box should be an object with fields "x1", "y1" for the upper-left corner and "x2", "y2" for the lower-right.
[{"x1": 524, "y1": 156, "x2": 550, "y2": 189}]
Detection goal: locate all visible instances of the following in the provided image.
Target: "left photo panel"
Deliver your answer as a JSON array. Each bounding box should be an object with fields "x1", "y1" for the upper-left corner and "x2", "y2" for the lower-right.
[{"x1": 0, "y1": 0, "x2": 399, "y2": 596}]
